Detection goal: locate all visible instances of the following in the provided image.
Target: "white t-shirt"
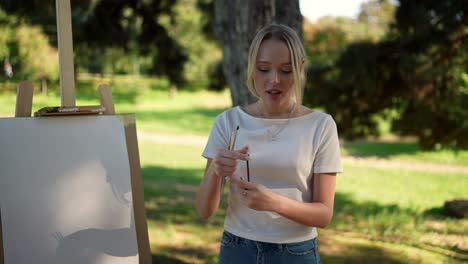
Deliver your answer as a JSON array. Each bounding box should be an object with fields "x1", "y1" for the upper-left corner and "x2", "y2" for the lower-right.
[{"x1": 202, "y1": 106, "x2": 342, "y2": 243}]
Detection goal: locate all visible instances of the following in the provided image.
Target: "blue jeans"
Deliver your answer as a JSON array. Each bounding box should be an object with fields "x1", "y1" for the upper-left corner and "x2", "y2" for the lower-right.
[{"x1": 218, "y1": 231, "x2": 321, "y2": 264}]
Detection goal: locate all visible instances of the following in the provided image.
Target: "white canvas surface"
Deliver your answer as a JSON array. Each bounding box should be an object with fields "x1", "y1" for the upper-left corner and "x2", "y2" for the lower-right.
[{"x1": 0, "y1": 116, "x2": 139, "y2": 264}]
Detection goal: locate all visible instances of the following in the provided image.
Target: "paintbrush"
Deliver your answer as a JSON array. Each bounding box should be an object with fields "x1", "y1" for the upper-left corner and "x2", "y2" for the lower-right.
[
  {"x1": 246, "y1": 159, "x2": 250, "y2": 182},
  {"x1": 229, "y1": 125, "x2": 239, "y2": 150},
  {"x1": 223, "y1": 125, "x2": 240, "y2": 187},
  {"x1": 231, "y1": 125, "x2": 250, "y2": 182}
]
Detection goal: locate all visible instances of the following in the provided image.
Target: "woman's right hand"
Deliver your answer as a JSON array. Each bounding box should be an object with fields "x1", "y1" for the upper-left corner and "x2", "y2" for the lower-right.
[{"x1": 213, "y1": 145, "x2": 249, "y2": 178}]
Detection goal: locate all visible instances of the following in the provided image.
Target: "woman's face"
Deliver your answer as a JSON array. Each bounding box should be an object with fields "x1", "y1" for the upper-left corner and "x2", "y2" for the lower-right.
[{"x1": 253, "y1": 39, "x2": 295, "y2": 109}]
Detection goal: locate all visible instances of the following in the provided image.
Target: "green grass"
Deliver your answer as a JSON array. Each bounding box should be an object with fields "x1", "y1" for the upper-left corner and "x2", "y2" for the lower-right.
[
  {"x1": 342, "y1": 141, "x2": 468, "y2": 167},
  {"x1": 137, "y1": 140, "x2": 467, "y2": 263},
  {"x1": 338, "y1": 162, "x2": 467, "y2": 210},
  {"x1": 0, "y1": 75, "x2": 230, "y2": 136},
  {"x1": 333, "y1": 162, "x2": 467, "y2": 252},
  {"x1": 127, "y1": 89, "x2": 230, "y2": 135}
]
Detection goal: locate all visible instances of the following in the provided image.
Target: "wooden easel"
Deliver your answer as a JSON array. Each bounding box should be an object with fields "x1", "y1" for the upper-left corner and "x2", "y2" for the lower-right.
[
  {"x1": 0, "y1": 208, "x2": 3, "y2": 264},
  {"x1": 1, "y1": 1, "x2": 151, "y2": 263}
]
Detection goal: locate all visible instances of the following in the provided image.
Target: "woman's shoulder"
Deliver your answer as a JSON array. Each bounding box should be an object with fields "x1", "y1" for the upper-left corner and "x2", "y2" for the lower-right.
[
  {"x1": 295, "y1": 106, "x2": 337, "y2": 128},
  {"x1": 212, "y1": 106, "x2": 244, "y2": 124},
  {"x1": 296, "y1": 105, "x2": 313, "y2": 117},
  {"x1": 296, "y1": 105, "x2": 330, "y2": 120},
  {"x1": 218, "y1": 106, "x2": 243, "y2": 117}
]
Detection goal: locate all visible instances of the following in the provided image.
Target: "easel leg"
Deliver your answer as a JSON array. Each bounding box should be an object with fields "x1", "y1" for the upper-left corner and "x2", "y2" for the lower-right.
[
  {"x1": 0, "y1": 207, "x2": 4, "y2": 264},
  {"x1": 98, "y1": 84, "x2": 116, "y2": 115},
  {"x1": 123, "y1": 117, "x2": 151, "y2": 263},
  {"x1": 15, "y1": 81, "x2": 34, "y2": 118}
]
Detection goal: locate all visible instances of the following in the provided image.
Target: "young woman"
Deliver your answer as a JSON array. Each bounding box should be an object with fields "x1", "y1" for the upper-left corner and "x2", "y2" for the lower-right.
[{"x1": 196, "y1": 24, "x2": 342, "y2": 264}]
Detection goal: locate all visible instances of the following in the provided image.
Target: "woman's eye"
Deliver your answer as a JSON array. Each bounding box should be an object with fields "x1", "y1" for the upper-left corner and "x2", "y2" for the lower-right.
[
  {"x1": 282, "y1": 70, "x2": 292, "y2": 74},
  {"x1": 258, "y1": 69, "x2": 269, "y2": 72}
]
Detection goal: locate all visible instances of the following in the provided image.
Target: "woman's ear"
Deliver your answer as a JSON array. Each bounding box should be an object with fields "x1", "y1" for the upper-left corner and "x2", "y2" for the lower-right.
[{"x1": 300, "y1": 58, "x2": 305, "y2": 73}]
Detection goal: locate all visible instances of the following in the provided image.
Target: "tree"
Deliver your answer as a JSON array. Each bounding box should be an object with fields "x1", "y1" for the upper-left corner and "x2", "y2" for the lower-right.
[
  {"x1": 213, "y1": 0, "x2": 302, "y2": 106},
  {"x1": 0, "y1": 8, "x2": 58, "y2": 88},
  {"x1": 303, "y1": 19, "x2": 349, "y2": 69},
  {"x1": 390, "y1": 0, "x2": 468, "y2": 149},
  {"x1": 305, "y1": 0, "x2": 468, "y2": 149},
  {"x1": 159, "y1": 0, "x2": 222, "y2": 88},
  {"x1": 0, "y1": 0, "x2": 187, "y2": 86},
  {"x1": 358, "y1": 0, "x2": 396, "y2": 35}
]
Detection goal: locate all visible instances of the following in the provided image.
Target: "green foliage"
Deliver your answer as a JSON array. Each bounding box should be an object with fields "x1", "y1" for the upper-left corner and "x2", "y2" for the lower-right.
[
  {"x1": 75, "y1": 45, "x2": 154, "y2": 76},
  {"x1": 390, "y1": 0, "x2": 468, "y2": 149},
  {"x1": 304, "y1": 23, "x2": 348, "y2": 68},
  {"x1": 1, "y1": 0, "x2": 221, "y2": 88},
  {"x1": 305, "y1": 0, "x2": 468, "y2": 149},
  {"x1": 0, "y1": 0, "x2": 188, "y2": 86},
  {"x1": 316, "y1": 15, "x2": 391, "y2": 43},
  {"x1": 305, "y1": 40, "x2": 394, "y2": 139},
  {"x1": 159, "y1": 0, "x2": 222, "y2": 88},
  {"x1": 0, "y1": 8, "x2": 58, "y2": 83},
  {"x1": 75, "y1": 0, "x2": 189, "y2": 85},
  {"x1": 207, "y1": 60, "x2": 227, "y2": 91},
  {"x1": 194, "y1": 0, "x2": 227, "y2": 91},
  {"x1": 358, "y1": 0, "x2": 396, "y2": 34}
]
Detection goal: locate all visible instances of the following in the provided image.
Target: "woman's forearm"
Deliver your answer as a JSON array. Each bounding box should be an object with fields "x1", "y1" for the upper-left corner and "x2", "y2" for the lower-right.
[
  {"x1": 230, "y1": 174, "x2": 336, "y2": 227},
  {"x1": 195, "y1": 161, "x2": 223, "y2": 220},
  {"x1": 273, "y1": 195, "x2": 333, "y2": 228}
]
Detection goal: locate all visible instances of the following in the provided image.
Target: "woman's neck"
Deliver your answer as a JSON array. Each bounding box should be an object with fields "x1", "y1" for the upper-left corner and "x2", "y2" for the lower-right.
[{"x1": 257, "y1": 100, "x2": 296, "y2": 119}]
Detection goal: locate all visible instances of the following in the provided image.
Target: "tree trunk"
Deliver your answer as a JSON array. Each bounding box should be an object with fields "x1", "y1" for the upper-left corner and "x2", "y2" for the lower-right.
[{"x1": 214, "y1": 0, "x2": 302, "y2": 106}]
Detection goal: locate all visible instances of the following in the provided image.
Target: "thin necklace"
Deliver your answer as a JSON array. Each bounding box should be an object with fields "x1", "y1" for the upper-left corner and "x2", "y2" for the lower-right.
[{"x1": 256, "y1": 101, "x2": 296, "y2": 141}]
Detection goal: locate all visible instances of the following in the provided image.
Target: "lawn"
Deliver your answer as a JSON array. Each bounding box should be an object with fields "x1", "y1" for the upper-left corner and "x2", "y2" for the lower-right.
[
  {"x1": 342, "y1": 141, "x2": 468, "y2": 167},
  {"x1": 1, "y1": 75, "x2": 467, "y2": 263},
  {"x1": 138, "y1": 139, "x2": 467, "y2": 263}
]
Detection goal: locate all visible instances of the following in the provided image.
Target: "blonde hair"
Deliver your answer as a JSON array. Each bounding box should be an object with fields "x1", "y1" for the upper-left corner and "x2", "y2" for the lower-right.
[{"x1": 247, "y1": 24, "x2": 306, "y2": 104}]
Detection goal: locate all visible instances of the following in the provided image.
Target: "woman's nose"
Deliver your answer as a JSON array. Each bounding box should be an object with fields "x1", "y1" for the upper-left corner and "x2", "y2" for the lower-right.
[{"x1": 270, "y1": 70, "x2": 280, "y2": 84}]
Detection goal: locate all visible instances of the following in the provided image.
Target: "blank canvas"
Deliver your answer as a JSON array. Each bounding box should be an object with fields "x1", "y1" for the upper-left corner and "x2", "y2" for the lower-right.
[{"x1": 0, "y1": 116, "x2": 139, "y2": 264}]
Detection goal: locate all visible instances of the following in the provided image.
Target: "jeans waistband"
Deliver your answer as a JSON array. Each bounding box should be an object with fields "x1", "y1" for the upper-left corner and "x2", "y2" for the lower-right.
[{"x1": 223, "y1": 231, "x2": 317, "y2": 252}]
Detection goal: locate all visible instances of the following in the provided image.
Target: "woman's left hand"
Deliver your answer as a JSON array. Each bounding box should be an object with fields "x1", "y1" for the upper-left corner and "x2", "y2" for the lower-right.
[{"x1": 230, "y1": 177, "x2": 279, "y2": 212}]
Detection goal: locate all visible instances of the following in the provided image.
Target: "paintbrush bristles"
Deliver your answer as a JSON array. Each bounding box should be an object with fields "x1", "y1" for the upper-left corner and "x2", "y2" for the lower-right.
[
  {"x1": 232, "y1": 126, "x2": 239, "y2": 150},
  {"x1": 228, "y1": 131, "x2": 234, "y2": 150},
  {"x1": 229, "y1": 126, "x2": 239, "y2": 150},
  {"x1": 228, "y1": 132, "x2": 233, "y2": 150}
]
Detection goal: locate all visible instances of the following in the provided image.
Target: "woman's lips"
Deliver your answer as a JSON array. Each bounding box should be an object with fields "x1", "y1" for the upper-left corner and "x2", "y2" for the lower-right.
[
  {"x1": 266, "y1": 89, "x2": 282, "y2": 100},
  {"x1": 267, "y1": 89, "x2": 282, "y2": 95}
]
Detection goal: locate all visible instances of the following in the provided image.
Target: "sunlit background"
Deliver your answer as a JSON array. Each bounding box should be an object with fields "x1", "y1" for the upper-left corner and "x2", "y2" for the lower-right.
[
  {"x1": 0, "y1": 0, "x2": 466, "y2": 263},
  {"x1": 300, "y1": 0, "x2": 366, "y2": 21}
]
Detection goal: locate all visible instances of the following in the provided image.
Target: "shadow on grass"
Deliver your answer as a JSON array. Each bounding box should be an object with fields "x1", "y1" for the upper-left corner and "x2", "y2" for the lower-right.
[
  {"x1": 142, "y1": 164, "x2": 465, "y2": 262},
  {"x1": 140, "y1": 164, "x2": 444, "y2": 263},
  {"x1": 321, "y1": 245, "x2": 409, "y2": 264},
  {"x1": 151, "y1": 254, "x2": 191, "y2": 264},
  {"x1": 142, "y1": 165, "x2": 223, "y2": 263},
  {"x1": 342, "y1": 141, "x2": 419, "y2": 158},
  {"x1": 332, "y1": 192, "x2": 418, "y2": 234},
  {"x1": 422, "y1": 206, "x2": 457, "y2": 220},
  {"x1": 141, "y1": 165, "x2": 225, "y2": 226},
  {"x1": 152, "y1": 245, "x2": 216, "y2": 264},
  {"x1": 334, "y1": 192, "x2": 415, "y2": 214}
]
